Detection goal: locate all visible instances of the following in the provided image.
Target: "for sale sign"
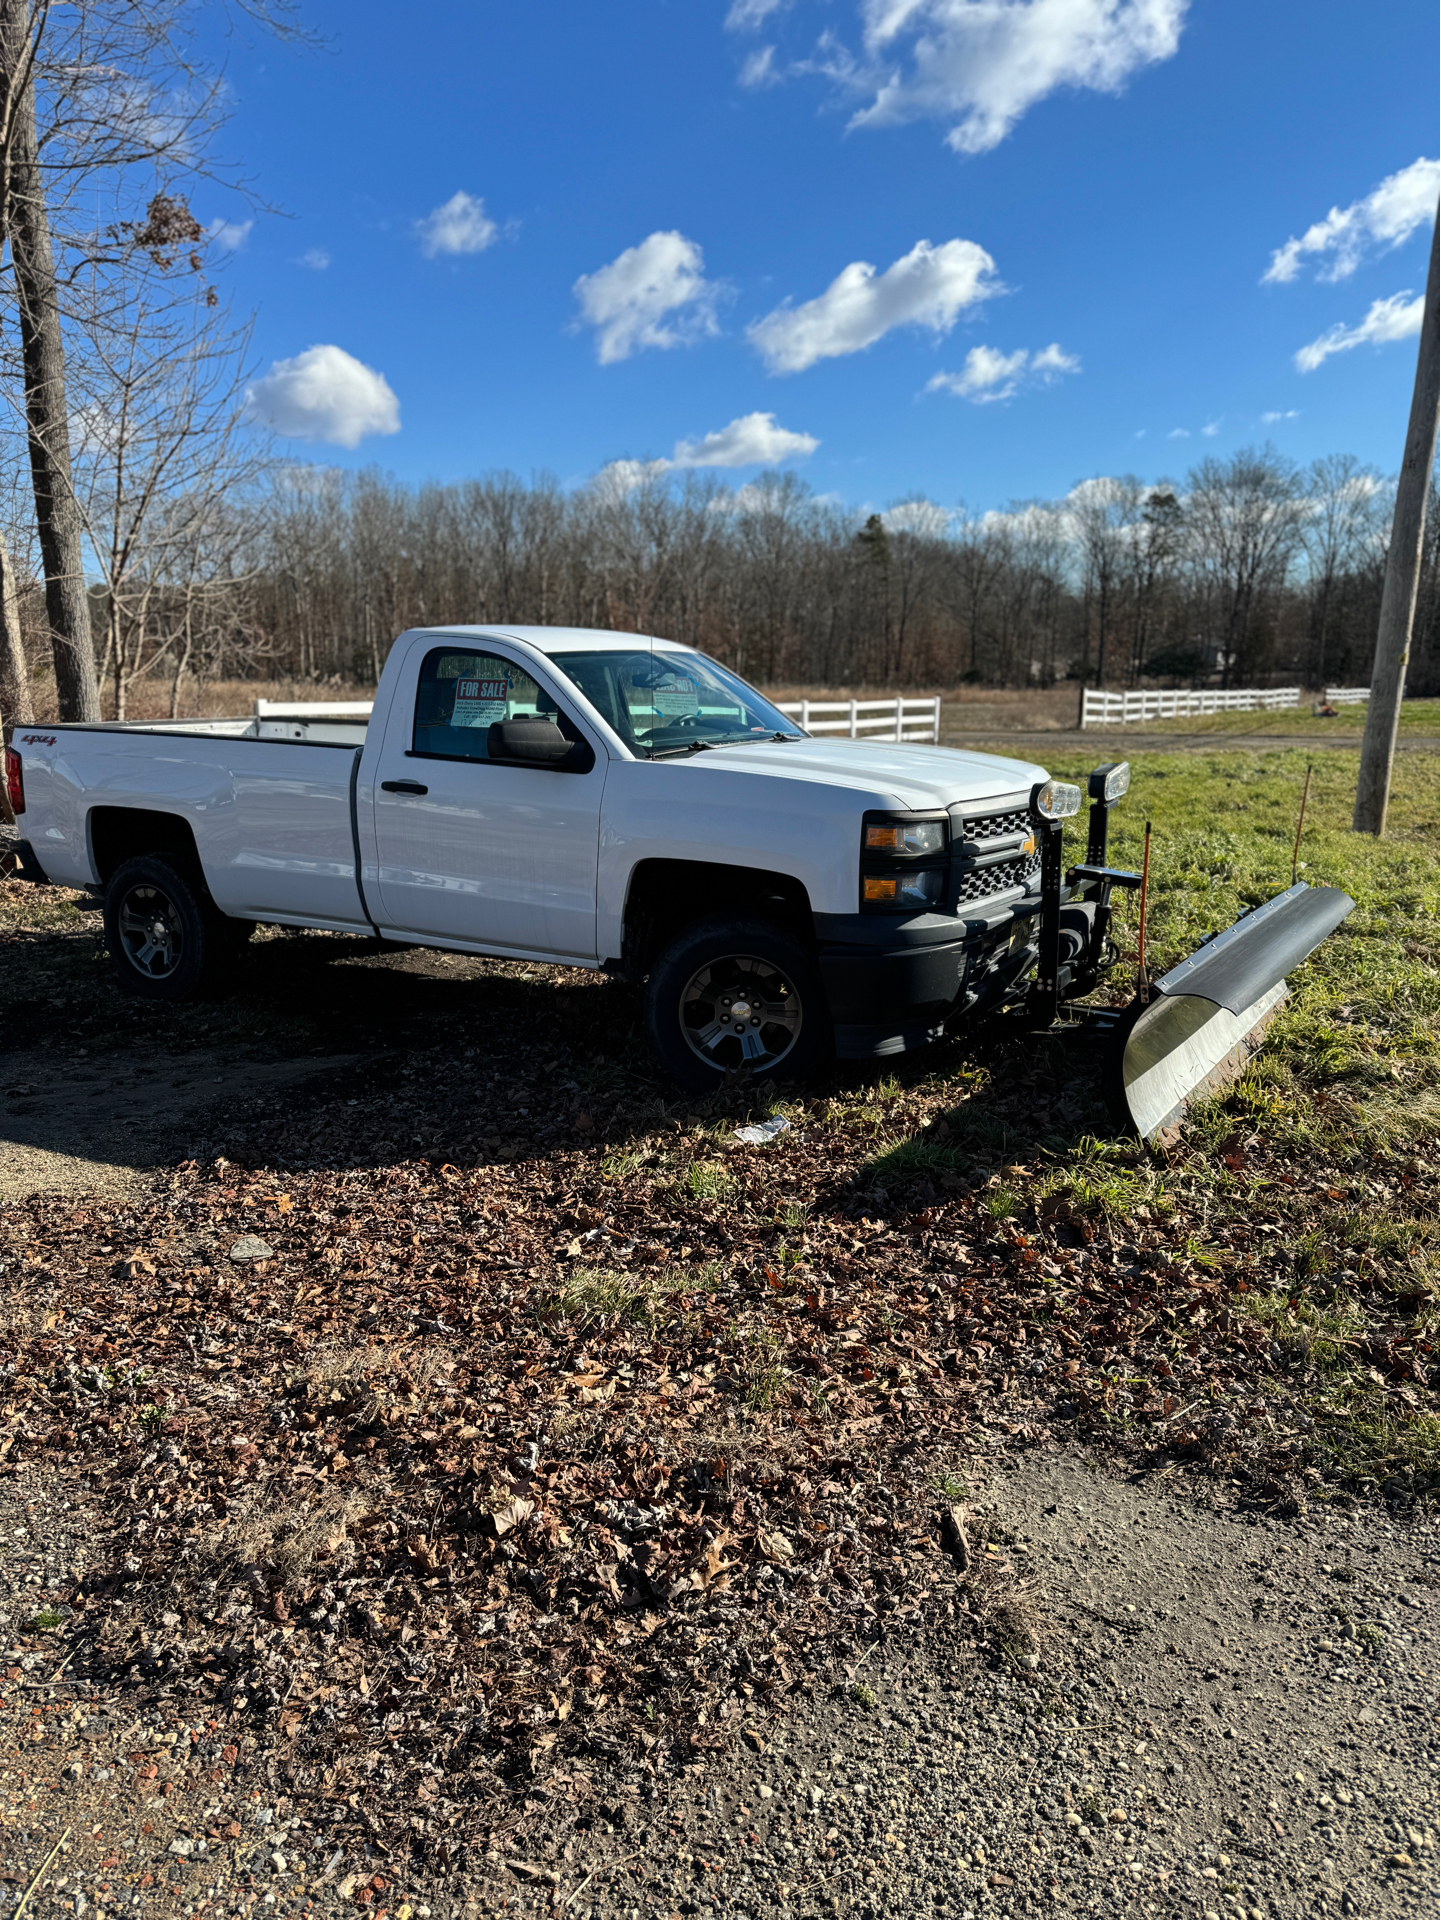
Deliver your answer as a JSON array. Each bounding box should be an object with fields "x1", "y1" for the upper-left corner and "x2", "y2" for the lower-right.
[{"x1": 451, "y1": 677, "x2": 509, "y2": 729}]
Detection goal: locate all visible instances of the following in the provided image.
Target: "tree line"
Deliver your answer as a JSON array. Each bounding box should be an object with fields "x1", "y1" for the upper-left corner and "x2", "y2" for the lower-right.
[{"x1": 11, "y1": 447, "x2": 1437, "y2": 719}]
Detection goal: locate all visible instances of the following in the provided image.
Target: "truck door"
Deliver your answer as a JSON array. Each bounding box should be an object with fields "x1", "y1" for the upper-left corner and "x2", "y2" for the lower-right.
[{"x1": 370, "y1": 641, "x2": 605, "y2": 961}]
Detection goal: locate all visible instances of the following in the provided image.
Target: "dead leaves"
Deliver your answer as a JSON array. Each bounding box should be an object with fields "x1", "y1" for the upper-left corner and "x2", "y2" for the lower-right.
[{"x1": 0, "y1": 1044, "x2": 1431, "y2": 1843}]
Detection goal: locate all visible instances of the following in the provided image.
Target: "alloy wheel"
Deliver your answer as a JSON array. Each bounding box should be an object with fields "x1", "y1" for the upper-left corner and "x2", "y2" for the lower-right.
[
  {"x1": 679, "y1": 952, "x2": 802, "y2": 1074},
  {"x1": 117, "y1": 882, "x2": 184, "y2": 979}
]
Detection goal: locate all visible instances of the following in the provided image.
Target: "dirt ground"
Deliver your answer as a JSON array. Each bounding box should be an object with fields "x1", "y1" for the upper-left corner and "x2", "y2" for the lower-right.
[
  {"x1": 2, "y1": 1405, "x2": 1436, "y2": 1921},
  {"x1": 0, "y1": 1053, "x2": 365, "y2": 1204},
  {"x1": 1, "y1": 730, "x2": 1436, "y2": 1921}
]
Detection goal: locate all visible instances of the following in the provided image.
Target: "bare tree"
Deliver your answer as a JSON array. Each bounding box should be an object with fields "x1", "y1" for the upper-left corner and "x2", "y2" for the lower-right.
[
  {"x1": 1302, "y1": 454, "x2": 1386, "y2": 690},
  {"x1": 0, "y1": 523, "x2": 30, "y2": 723},
  {"x1": 0, "y1": 0, "x2": 307, "y2": 719},
  {"x1": 1183, "y1": 447, "x2": 1307, "y2": 686},
  {"x1": 69, "y1": 253, "x2": 266, "y2": 717},
  {"x1": 0, "y1": 0, "x2": 99, "y2": 718}
]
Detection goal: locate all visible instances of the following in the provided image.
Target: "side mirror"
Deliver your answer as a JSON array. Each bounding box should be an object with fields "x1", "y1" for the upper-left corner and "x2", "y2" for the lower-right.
[{"x1": 488, "y1": 718, "x2": 581, "y2": 766}]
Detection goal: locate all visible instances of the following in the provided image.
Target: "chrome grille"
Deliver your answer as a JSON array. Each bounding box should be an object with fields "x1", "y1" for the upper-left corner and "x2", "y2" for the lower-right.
[
  {"x1": 957, "y1": 806, "x2": 1031, "y2": 842},
  {"x1": 955, "y1": 854, "x2": 1037, "y2": 905}
]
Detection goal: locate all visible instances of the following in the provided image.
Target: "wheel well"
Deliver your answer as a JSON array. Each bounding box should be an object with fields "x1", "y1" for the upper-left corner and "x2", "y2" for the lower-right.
[
  {"x1": 88, "y1": 807, "x2": 202, "y2": 886},
  {"x1": 622, "y1": 859, "x2": 812, "y2": 977}
]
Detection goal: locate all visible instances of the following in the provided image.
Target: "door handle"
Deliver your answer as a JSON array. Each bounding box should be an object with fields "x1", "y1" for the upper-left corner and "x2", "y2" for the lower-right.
[{"x1": 381, "y1": 779, "x2": 428, "y2": 795}]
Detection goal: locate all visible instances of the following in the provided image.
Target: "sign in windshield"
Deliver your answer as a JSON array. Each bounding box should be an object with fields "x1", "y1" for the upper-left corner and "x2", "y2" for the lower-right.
[{"x1": 547, "y1": 649, "x2": 802, "y2": 757}]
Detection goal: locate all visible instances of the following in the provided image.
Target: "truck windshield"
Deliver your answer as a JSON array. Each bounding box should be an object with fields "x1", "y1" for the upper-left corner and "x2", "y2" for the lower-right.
[{"x1": 546, "y1": 648, "x2": 803, "y2": 758}]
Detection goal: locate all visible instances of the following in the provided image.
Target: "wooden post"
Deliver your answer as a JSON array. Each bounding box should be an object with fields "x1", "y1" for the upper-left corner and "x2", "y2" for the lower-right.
[{"x1": 1354, "y1": 211, "x2": 1440, "y2": 836}]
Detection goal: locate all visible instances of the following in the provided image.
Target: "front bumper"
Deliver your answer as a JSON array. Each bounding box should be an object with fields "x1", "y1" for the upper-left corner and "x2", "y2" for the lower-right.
[{"x1": 815, "y1": 898, "x2": 1038, "y2": 1059}]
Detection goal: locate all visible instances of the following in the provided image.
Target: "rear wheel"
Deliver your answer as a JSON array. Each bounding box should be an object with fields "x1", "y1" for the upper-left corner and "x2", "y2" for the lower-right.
[
  {"x1": 103, "y1": 855, "x2": 233, "y2": 1001},
  {"x1": 644, "y1": 916, "x2": 829, "y2": 1091}
]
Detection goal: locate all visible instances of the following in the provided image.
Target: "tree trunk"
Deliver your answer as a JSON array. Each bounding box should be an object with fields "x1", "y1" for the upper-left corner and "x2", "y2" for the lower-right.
[
  {"x1": 0, "y1": 530, "x2": 32, "y2": 724},
  {"x1": 0, "y1": 0, "x2": 100, "y2": 721}
]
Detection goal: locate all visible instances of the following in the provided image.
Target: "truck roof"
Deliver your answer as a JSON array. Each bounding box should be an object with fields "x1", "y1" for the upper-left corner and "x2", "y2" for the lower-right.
[{"x1": 411, "y1": 625, "x2": 688, "y2": 654}]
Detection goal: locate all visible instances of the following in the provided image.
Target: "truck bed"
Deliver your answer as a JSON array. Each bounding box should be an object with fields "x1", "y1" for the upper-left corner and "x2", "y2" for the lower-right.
[{"x1": 13, "y1": 719, "x2": 371, "y2": 929}]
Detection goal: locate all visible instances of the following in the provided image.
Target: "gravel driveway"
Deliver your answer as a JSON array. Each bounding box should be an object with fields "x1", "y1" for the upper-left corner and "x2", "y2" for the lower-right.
[
  {"x1": 550, "y1": 1454, "x2": 1437, "y2": 1921},
  {"x1": 4, "y1": 1452, "x2": 1434, "y2": 1920}
]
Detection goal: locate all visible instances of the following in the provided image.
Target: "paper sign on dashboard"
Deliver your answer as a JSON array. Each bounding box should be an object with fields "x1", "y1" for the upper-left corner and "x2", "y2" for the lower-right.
[{"x1": 451, "y1": 678, "x2": 509, "y2": 729}]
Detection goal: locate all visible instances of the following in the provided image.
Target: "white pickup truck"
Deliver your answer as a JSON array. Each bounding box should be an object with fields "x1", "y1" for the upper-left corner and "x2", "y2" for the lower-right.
[{"x1": 6, "y1": 624, "x2": 1112, "y2": 1090}]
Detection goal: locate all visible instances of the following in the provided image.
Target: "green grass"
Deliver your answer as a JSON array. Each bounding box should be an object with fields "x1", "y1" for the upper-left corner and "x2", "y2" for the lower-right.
[
  {"x1": 541, "y1": 1265, "x2": 668, "y2": 1331},
  {"x1": 682, "y1": 1159, "x2": 738, "y2": 1202},
  {"x1": 1040, "y1": 746, "x2": 1438, "y2": 1155},
  {"x1": 1129, "y1": 698, "x2": 1439, "y2": 739},
  {"x1": 852, "y1": 743, "x2": 1438, "y2": 1497},
  {"x1": 1234, "y1": 1286, "x2": 1366, "y2": 1370}
]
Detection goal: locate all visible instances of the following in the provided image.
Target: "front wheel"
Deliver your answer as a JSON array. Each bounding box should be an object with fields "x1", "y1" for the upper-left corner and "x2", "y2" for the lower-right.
[
  {"x1": 644, "y1": 916, "x2": 830, "y2": 1091},
  {"x1": 103, "y1": 855, "x2": 233, "y2": 1002}
]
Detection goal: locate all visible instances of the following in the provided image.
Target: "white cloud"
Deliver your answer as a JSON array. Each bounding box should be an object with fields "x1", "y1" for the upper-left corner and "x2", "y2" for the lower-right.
[
  {"x1": 590, "y1": 459, "x2": 671, "y2": 500},
  {"x1": 882, "y1": 498, "x2": 952, "y2": 536},
  {"x1": 847, "y1": 0, "x2": 1188, "y2": 156},
  {"x1": 749, "y1": 237, "x2": 999, "y2": 373},
  {"x1": 1263, "y1": 157, "x2": 1438, "y2": 285},
  {"x1": 592, "y1": 414, "x2": 819, "y2": 490},
  {"x1": 298, "y1": 247, "x2": 330, "y2": 270},
  {"x1": 721, "y1": 477, "x2": 820, "y2": 514},
  {"x1": 1166, "y1": 427, "x2": 1189, "y2": 439},
  {"x1": 244, "y1": 345, "x2": 400, "y2": 448},
  {"x1": 1295, "y1": 290, "x2": 1425, "y2": 372},
  {"x1": 740, "y1": 44, "x2": 781, "y2": 86},
  {"x1": 671, "y1": 411, "x2": 818, "y2": 467},
  {"x1": 926, "y1": 339, "x2": 1078, "y2": 401},
  {"x1": 416, "y1": 190, "x2": 498, "y2": 258},
  {"x1": 928, "y1": 344, "x2": 1028, "y2": 400},
  {"x1": 1260, "y1": 408, "x2": 1300, "y2": 423},
  {"x1": 574, "y1": 231, "x2": 724, "y2": 364},
  {"x1": 1201, "y1": 419, "x2": 1220, "y2": 437},
  {"x1": 207, "y1": 217, "x2": 252, "y2": 252},
  {"x1": 1030, "y1": 341, "x2": 1080, "y2": 377},
  {"x1": 726, "y1": 0, "x2": 790, "y2": 26}
]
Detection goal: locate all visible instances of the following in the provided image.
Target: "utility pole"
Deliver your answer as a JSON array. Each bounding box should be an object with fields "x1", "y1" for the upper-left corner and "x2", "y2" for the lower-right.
[{"x1": 1354, "y1": 211, "x2": 1439, "y2": 836}]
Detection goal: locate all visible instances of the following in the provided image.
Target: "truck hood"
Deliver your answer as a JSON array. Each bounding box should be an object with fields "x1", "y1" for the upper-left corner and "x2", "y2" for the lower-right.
[{"x1": 669, "y1": 735, "x2": 1050, "y2": 809}]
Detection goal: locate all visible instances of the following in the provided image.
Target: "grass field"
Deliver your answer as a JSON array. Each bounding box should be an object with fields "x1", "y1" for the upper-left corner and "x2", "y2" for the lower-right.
[{"x1": 1127, "y1": 698, "x2": 1439, "y2": 740}]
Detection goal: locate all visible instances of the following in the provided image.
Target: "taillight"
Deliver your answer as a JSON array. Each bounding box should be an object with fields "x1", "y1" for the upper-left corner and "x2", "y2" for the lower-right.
[{"x1": 3, "y1": 747, "x2": 23, "y2": 816}]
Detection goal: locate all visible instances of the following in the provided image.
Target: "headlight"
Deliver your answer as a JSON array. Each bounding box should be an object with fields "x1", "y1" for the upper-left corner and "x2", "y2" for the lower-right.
[
  {"x1": 863, "y1": 818, "x2": 946, "y2": 857},
  {"x1": 1031, "y1": 779, "x2": 1082, "y2": 822},
  {"x1": 862, "y1": 869, "x2": 944, "y2": 909},
  {"x1": 1088, "y1": 761, "x2": 1130, "y2": 804},
  {"x1": 860, "y1": 811, "x2": 948, "y2": 911}
]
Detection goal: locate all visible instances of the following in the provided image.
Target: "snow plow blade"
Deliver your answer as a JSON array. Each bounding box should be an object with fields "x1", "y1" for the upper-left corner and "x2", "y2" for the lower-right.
[{"x1": 1114, "y1": 881, "x2": 1355, "y2": 1144}]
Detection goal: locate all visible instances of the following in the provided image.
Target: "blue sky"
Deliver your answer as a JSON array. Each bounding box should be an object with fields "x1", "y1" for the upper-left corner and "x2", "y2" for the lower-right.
[{"x1": 202, "y1": 0, "x2": 1438, "y2": 510}]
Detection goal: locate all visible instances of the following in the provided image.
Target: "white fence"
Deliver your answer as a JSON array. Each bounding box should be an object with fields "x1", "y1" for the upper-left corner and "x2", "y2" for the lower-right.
[
  {"x1": 254, "y1": 693, "x2": 943, "y2": 744},
  {"x1": 1080, "y1": 686, "x2": 1301, "y2": 728},
  {"x1": 778, "y1": 696, "x2": 942, "y2": 743},
  {"x1": 1323, "y1": 686, "x2": 1369, "y2": 706}
]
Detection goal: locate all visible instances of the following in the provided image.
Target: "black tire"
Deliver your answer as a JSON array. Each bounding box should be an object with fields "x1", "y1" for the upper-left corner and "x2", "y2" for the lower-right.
[
  {"x1": 643, "y1": 916, "x2": 830, "y2": 1091},
  {"x1": 103, "y1": 855, "x2": 233, "y2": 1002}
]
